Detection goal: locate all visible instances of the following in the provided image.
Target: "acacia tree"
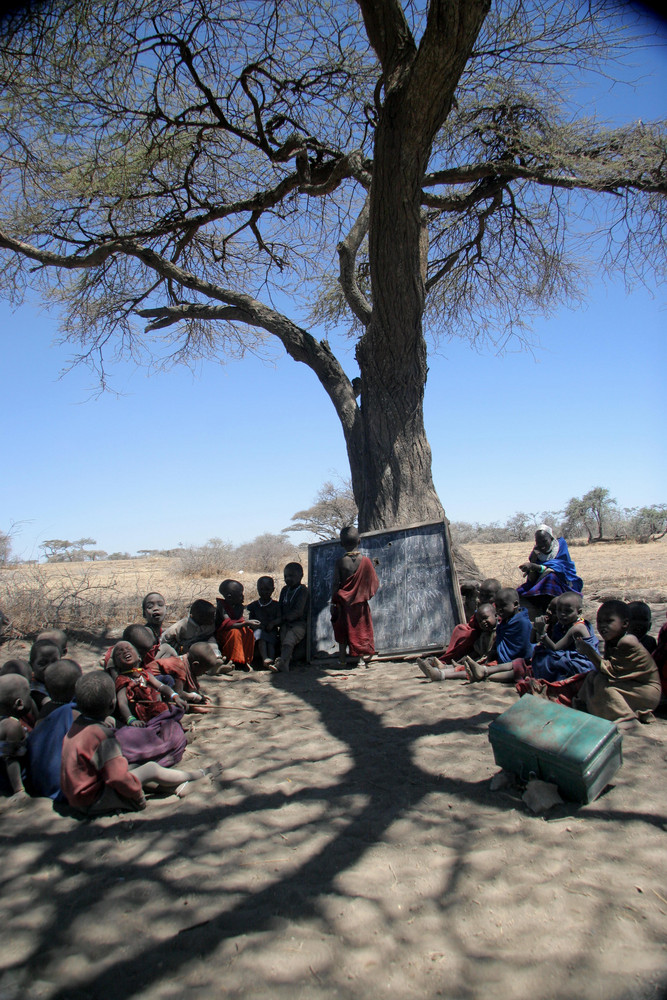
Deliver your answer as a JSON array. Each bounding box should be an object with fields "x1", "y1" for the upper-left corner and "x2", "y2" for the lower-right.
[
  {"x1": 286, "y1": 480, "x2": 359, "y2": 541},
  {"x1": 0, "y1": 1, "x2": 665, "y2": 543}
]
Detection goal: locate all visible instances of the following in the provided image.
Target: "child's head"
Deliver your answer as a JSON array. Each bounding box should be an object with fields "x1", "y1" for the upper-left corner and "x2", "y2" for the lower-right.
[
  {"x1": 596, "y1": 600, "x2": 629, "y2": 644},
  {"x1": 474, "y1": 603, "x2": 497, "y2": 631},
  {"x1": 190, "y1": 599, "x2": 216, "y2": 626},
  {"x1": 627, "y1": 601, "x2": 652, "y2": 639},
  {"x1": 44, "y1": 659, "x2": 83, "y2": 704},
  {"x1": 283, "y1": 562, "x2": 303, "y2": 587},
  {"x1": 219, "y1": 580, "x2": 244, "y2": 603},
  {"x1": 556, "y1": 592, "x2": 583, "y2": 628},
  {"x1": 122, "y1": 623, "x2": 156, "y2": 654},
  {"x1": 142, "y1": 592, "x2": 166, "y2": 626},
  {"x1": 0, "y1": 658, "x2": 32, "y2": 683},
  {"x1": 544, "y1": 597, "x2": 559, "y2": 623},
  {"x1": 111, "y1": 641, "x2": 141, "y2": 672},
  {"x1": 340, "y1": 525, "x2": 360, "y2": 551},
  {"x1": 494, "y1": 588, "x2": 520, "y2": 622},
  {"x1": 35, "y1": 629, "x2": 68, "y2": 656},
  {"x1": 0, "y1": 674, "x2": 31, "y2": 717},
  {"x1": 29, "y1": 639, "x2": 61, "y2": 682},
  {"x1": 75, "y1": 671, "x2": 116, "y2": 720},
  {"x1": 187, "y1": 642, "x2": 220, "y2": 677},
  {"x1": 256, "y1": 576, "x2": 275, "y2": 600},
  {"x1": 478, "y1": 578, "x2": 501, "y2": 606}
]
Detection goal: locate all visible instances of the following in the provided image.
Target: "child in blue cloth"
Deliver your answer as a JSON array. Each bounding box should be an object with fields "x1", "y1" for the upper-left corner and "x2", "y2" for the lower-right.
[
  {"x1": 465, "y1": 588, "x2": 533, "y2": 683},
  {"x1": 530, "y1": 591, "x2": 599, "y2": 682},
  {"x1": 27, "y1": 659, "x2": 83, "y2": 800}
]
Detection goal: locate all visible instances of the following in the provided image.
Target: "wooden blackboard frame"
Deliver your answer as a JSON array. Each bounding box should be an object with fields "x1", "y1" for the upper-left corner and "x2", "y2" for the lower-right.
[{"x1": 307, "y1": 520, "x2": 465, "y2": 660}]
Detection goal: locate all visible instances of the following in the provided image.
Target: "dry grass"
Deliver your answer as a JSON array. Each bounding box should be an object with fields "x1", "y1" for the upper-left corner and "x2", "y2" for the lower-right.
[
  {"x1": 466, "y1": 535, "x2": 667, "y2": 631},
  {"x1": 465, "y1": 536, "x2": 667, "y2": 599},
  {"x1": 2, "y1": 538, "x2": 665, "y2": 641},
  {"x1": 0, "y1": 557, "x2": 286, "y2": 639}
]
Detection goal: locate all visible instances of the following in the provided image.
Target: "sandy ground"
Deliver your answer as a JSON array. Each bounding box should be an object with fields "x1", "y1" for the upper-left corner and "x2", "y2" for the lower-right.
[{"x1": 1, "y1": 643, "x2": 666, "y2": 1000}]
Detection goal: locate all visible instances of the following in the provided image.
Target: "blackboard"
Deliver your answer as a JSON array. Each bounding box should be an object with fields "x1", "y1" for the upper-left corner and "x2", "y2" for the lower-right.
[{"x1": 307, "y1": 521, "x2": 464, "y2": 659}]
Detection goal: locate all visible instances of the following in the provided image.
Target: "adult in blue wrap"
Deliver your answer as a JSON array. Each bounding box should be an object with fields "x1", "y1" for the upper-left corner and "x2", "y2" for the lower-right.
[{"x1": 517, "y1": 524, "x2": 583, "y2": 617}]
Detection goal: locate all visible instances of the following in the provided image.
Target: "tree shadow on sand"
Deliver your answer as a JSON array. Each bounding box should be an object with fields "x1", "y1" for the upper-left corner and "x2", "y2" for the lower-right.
[{"x1": 2, "y1": 673, "x2": 666, "y2": 1000}]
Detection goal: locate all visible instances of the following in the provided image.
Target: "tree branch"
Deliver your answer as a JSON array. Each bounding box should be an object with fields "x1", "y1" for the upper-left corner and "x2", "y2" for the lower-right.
[{"x1": 337, "y1": 194, "x2": 372, "y2": 325}]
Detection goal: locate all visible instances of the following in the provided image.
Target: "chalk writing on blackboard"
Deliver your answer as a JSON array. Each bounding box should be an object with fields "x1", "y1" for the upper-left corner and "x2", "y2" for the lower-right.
[{"x1": 307, "y1": 521, "x2": 463, "y2": 658}]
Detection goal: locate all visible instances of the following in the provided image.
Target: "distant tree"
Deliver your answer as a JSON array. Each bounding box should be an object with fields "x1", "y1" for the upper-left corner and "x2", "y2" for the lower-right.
[
  {"x1": 0, "y1": 530, "x2": 12, "y2": 566},
  {"x1": 236, "y1": 533, "x2": 297, "y2": 571},
  {"x1": 286, "y1": 480, "x2": 358, "y2": 541},
  {"x1": 448, "y1": 522, "x2": 476, "y2": 546},
  {"x1": 40, "y1": 539, "x2": 73, "y2": 562},
  {"x1": 107, "y1": 551, "x2": 133, "y2": 560},
  {"x1": 563, "y1": 487, "x2": 617, "y2": 541},
  {"x1": 504, "y1": 511, "x2": 532, "y2": 542},
  {"x1": 628, "y1": 504, "x2": 667, "y2": 540}
]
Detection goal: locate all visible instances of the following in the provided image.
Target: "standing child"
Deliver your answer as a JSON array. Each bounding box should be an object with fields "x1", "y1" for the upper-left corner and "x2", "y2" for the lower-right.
[
  {"x1": 215, "y1": 580, "x2": 259, "y2": 671},
  {"x1": 246, "y1": 577, "x2": 280, "y2": 668},
  {"x1": 271, "y1": 563, "x2": 310, "y2": 673},
  {"x1": 574, "y1": 599, "x2": 661, "y2": 724},
  {"x1": 331, "y1": 527, "x2": 379, "y2": 667}
]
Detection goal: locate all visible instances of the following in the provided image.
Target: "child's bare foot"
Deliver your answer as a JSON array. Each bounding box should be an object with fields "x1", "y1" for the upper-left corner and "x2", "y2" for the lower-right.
[
  {"x1": 363, "y1": 654, "x2": 375, "y2": 668},
  {"x1": 464, "y1": 656, "x2": 487, "y2": 682},
  {"x1": 273, "y1": 657, "x2": 289, "y2": 673},
  {"x1": 417, "y1": 657, "x2": 444, "y2": 682},
  {"x1": 175, "y1": 763, "x2": 223, "y2": 797},
  {"x1": 263, "y1": 659, "x2": 274, "y2": 669}
]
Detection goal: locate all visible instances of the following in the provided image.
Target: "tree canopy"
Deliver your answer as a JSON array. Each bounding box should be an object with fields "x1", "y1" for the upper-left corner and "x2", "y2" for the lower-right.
[{"x1": 0, "y1": 0, "x2": 665, "y2": 538}]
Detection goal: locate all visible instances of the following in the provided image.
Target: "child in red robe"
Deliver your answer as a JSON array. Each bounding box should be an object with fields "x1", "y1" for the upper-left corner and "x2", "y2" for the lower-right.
[
  {"x1": 215, "y1": 580, "x2": 259, "y2": 671},
  {"x1": 331, "y1": 527, "x2": 379, "y2": 667}
]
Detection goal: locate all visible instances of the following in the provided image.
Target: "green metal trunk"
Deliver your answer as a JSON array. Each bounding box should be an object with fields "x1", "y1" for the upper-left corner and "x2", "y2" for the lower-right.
[{"x1": 488, "y1": 695, "x2": 623, "y2": 804}]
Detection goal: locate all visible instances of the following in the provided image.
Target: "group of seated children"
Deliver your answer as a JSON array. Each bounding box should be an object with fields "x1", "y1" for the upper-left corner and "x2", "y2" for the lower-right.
[
  {"x1": 147, "y1": 565, "x2": 309, "y2": 675},
  {"x1": 417, "y1": 562, "x2": 664, "y2": 728},
  {"x1": 0, "y1": 561, "x2": 311, "y2": 814}
]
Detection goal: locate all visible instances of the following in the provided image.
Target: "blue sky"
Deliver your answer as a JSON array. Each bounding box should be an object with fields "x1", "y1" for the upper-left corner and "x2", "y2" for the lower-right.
[{"x1": 1, "y1": 12, "x2": 666, "y2": 562}]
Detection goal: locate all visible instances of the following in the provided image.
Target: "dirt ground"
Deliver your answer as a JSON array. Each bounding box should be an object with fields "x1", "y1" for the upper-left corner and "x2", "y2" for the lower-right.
[{"x1": 1, "y1": 640, "x2": 666, "y2": 1000}]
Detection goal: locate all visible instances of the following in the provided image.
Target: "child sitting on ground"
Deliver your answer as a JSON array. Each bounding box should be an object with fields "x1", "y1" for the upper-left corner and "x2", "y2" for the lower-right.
[
  {"x1": 627, "y1": 601, "x2": 657, "y2": 654},
  {"x1": 149, "y1": 638, "x2": 218, "y2": 707},
  {"x1": 35, "y1": 628, "x2": 68, "y2": 657},
  {"x1": 331, "y1": 529, "x2": 378, "y2": 668},
  {"x1": 573, "y1": 599, "x2": 661, "y2": 725},
  {"x1": 160, "y1": 599, "x2": 221, "y2": 660},
  {"x1": 216, "y1": 580, "x2": 259, "y2": 671},
  {"x1": 417, "y1": 603, "x2": 497, "y2": 682},
  {"x1": 60, "y1": 673, "x2": 214, "y2": 814},
  {"x1": 465, "y1": 588, "x2": 533, "y2": 683},
  {"x1": 271, "y1": 563, "x2": 310, "y2": 673},
  {"x1": 530, "y1": 591, "x2": 598, "y2": 682},
  {"x1": 0, "y1": 658, "x2": 32, "y2": 683},
  {"x1": 29, "y1": 638, "x2": 62, "y2": 711},
  {"x1": 246, "y1": 577, "x2": 280, "y2": 668},
  {"x1": 0, "y1": 674, "x2": 36, "y2": 800},
  {"x1": 26, "y1": 659, "x2": 82, "y2": 800},
  {"x1": 110, "y1": 641, "x2": 187, "y2": 726}
]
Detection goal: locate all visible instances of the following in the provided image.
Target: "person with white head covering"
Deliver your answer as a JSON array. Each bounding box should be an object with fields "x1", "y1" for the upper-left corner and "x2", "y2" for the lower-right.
[{"x1": 517, "y1": 523, "x2": 583, "y2": 618}]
